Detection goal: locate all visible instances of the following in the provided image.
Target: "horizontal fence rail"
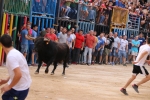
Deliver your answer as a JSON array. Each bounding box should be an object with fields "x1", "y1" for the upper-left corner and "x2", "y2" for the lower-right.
[{"x1": 32, "y1": 0, "x2": 57, "y2": 17}]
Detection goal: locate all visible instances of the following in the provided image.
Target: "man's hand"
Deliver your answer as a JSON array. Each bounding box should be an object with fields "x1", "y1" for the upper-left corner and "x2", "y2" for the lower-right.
[
  {"x1": 0, "y1": 78, "x2": 9, "y2": 86},
  {"x1": 1, "y1": 84, "x2": 11, "y2": 94},
  {"x1": 132, "y1": 61, "x2": 138, "y2": 64}
]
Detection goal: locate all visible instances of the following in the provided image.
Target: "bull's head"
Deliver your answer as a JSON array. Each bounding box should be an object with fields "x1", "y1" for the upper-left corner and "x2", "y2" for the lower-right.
[{"x1": 34, "y1": 37, "x2": 50, "y2": 52}]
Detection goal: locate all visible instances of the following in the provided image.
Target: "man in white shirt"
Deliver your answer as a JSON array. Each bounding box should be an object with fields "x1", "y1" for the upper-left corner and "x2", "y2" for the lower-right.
[
  {"x1": 0, "y1": 34, "x2": 32, "y2": 100},
  {"x1": 109, "y1": 32, "x2": 120, "y2": 65},
  {"x1": 58, "y1": 27, "x2": 67, "y2": 43},
  {"x1": 118, "y1": 35, "x2": 128, "y2": 66},
  {"x1": 120, "y1": 37, "x2": 150, "y2": 95}
]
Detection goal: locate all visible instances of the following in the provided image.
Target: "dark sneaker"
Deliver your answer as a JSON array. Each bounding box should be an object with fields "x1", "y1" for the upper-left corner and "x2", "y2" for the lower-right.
[
  {"x1": 81, "y1": 63, "x2": 86, "y2": 65},
  {"x1": 123, "y1": 64, "x2": 127, "y2": 66},
  {"x1": 132, "y1": 84, "x2": 139, "y2": 93},
  {"x1": 120, "y1": 88, "x2": 128, "y2": 95},
  {"x1": 99, "y1": 62, "x2": 102, "y2": 65}
]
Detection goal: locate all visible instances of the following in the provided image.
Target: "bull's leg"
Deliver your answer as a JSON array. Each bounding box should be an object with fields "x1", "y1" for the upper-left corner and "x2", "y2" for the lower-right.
[
  {"x1": 62, "y1": 61, "x2": 67, "y2": 75},
  {"x1": 35, "y1": 60, "x2": 42, "y2": 74},
  {"x1": 45, "y1": 64, "x2": 50, "y2": 74},
  {"x1": 51, "y1": 61, "x2": 57, "y2": 75},
  {"x1": 45, "y1": 59, "x2": 55, "y2": 74}
]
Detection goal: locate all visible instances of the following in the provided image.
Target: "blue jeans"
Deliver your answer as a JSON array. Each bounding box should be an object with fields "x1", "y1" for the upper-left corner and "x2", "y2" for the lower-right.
[
  {"x1": 84, "y1": 47, "x2": 93, "y2": 64},
  {"x1": 99, "y1": 15, "x2": 105, "y2": 24},
  {"x1": 21, "y1": 44, "x2": 28, "y2": 53},
  {"x1": 2, "y1": 88, "x2": 29, "y2": 100},
  {"x1": 99, "y1": 48, "x2": 104, "y2": 56},
  {"x1": 109, "y1": 47, "x2": 118, "y2": 57}
]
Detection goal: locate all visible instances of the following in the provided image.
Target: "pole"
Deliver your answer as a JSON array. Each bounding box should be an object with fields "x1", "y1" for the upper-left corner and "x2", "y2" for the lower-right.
[{"x1": 0, "y1": 0, "x2": 4, "y2": 34}]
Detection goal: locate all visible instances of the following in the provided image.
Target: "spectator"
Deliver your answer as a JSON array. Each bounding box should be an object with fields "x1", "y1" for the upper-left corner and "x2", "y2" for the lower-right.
[
  {"x1": 99, "y1": 32, "x2": 106, "y2": 64},
  {"x1": 66, "y1": 30, "x2": 73, "y2": 64},
  {"x1": 20, "y1": 24, "x2": 33, "y2": 58},
  {"x1": 92, "y1": 33, "x2": 104, "y2": 64},
  {"x1": 127, "y1": 34, "x2": 134, "y2": 63},
  {"x1": 58, "y1": 27, "x2": 68, "y2": 43},
  {"x1": 119, "y1": 35, "x2": 128, "y2": 66},
  {"x1": 138, "y1": 33, "x2": 145, "y2": 46},
  {"x1": 28, "y1": 25, "x2": 38, "y2": 66},
  {"x1": 109, "y1": 32, "x2": 120, "y2": 65},
  {"x1": 44, "y1": 28, "x2": 58, "y2": 42},
  {"x1": 104, "y1": 32, "x2": 114, "y2": 65},
  {"x1": 131, "y1": 36, "x2": 140, "y2": 61},
  {"x1": 57, "y1": 26, "x2": 63, "y2": 37},
  {"x1": 82, "y1": 30, "x2": 95, "y2": 65},
  {"x1": 72, "y1": 29, "x2": 84, "y2": 64}
]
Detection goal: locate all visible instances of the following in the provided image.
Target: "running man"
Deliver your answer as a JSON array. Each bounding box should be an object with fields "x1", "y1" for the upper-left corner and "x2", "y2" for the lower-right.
[
  {"x1": 120, "y1": 37, "x2": 150, "y2": 95},
  {"x1": 0, "y1": 34, "x2": 32, "y2": 100}
]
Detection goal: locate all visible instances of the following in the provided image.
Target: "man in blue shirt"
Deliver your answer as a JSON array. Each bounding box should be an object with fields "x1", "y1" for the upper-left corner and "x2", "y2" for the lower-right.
[
  {"x1": 92, "y1": 33, "x2": 104, "y2": 64},
  {"x1": 132, "y1": 36, "x2": 140, "y2": 61},
  {"x1": 138, "y1": 33, "x2": 145, "y2": 46},
  {"x1": 29, "y1": 25, "x2": 38, "y2": 66},
  {"x1": 20, "y1": 24, "x2": 31, "y2": 58}
]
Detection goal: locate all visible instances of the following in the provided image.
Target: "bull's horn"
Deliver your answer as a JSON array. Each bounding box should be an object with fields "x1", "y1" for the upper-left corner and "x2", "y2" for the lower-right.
[{"x1": 44, "y1": 38, "x2": 50, "y2": 41}]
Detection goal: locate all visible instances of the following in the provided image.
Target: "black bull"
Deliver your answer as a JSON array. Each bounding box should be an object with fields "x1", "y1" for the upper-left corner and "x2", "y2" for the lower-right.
[{"x1": 34, "y1": 37, "x2": 69, "y2": 75}]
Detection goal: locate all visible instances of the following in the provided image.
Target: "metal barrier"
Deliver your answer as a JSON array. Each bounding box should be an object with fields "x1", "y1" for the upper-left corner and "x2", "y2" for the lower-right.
[
  {"x1": 127, "y1": 14, "x2": 140, "y2": 30},
  {"x1": 94, "y1": 24, "x2": 109, "y2": 35},
  {"x1": 78, "y1": 21, "x2": 95, "y2": 34},
  {"x1": 126, "y1": 29, "x2": 139, "y2": 38},
  {"x1": 31, "y1": 16, "x2": 54, "y2": 35},
  {"x1": 57, "y1": 19, "x2": 77, "y2": 29},
  {"x1": 32, "y1": 0, "x2": 57, "y2": 18},
  {"x1": 3, "y1": 0, "x2": 31, "y2": 15},
  {"x1": 114, "y1": 28, "x2": 125, "y2": 36}
]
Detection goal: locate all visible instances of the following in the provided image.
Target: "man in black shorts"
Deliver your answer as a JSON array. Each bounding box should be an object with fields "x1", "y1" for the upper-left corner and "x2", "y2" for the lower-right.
[{"x1": 120, "y1": 37, "x2": 150, "y2": 95}]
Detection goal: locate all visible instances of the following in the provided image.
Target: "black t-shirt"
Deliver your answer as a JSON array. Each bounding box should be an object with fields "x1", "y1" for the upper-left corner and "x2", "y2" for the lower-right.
[{"x1": 105, "y1": 37, "x2": 114, "y2": 49}]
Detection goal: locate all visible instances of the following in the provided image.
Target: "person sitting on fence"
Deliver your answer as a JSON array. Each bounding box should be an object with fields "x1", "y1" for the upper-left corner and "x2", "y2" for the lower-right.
[
  {"x1": 96, "y1": 2, "x2": 107, "y2": 24},
  {"x1": 61, "y1": 0, "x2": 73, "y2": 18},
  {"x1": 87, "y1": 4, "x2": 96, "y2": 23},
  {"x1": 81, "y1": 0, "x2": 89, "y2": 20}
]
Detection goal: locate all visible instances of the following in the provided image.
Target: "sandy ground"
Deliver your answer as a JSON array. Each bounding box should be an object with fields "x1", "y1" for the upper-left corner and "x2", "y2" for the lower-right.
[{"x1": 0, "y1": 64, "x2": 150, "y2": 100}]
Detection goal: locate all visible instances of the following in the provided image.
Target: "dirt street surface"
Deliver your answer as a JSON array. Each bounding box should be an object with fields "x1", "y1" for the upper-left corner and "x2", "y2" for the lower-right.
[{"x1": 0, "y1": 64, "x2": 150, "y2": 100}]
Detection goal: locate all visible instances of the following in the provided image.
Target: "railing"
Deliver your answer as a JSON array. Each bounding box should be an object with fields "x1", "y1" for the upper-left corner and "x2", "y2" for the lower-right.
[
  {"x1": 32, "y1": 0, "x2": 57, "y2": 18},
  {"x1": 3, "y1": 0, "x2": 31, "y2": 16}
]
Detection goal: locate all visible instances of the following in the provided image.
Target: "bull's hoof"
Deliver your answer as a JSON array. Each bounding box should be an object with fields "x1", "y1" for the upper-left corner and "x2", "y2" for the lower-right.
[
  {"x1": 45, "y1": 70, "x2": 49, "y2": 74},
  {"x1": 62, "y1": 73, "x2": 65, "y2": 76},
  {"x1": 51, "y1": 73, "x2": 54, "y2": 75},
  {"x1": 34, "y1": 71, "x2": 39, "y2": 74}
]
